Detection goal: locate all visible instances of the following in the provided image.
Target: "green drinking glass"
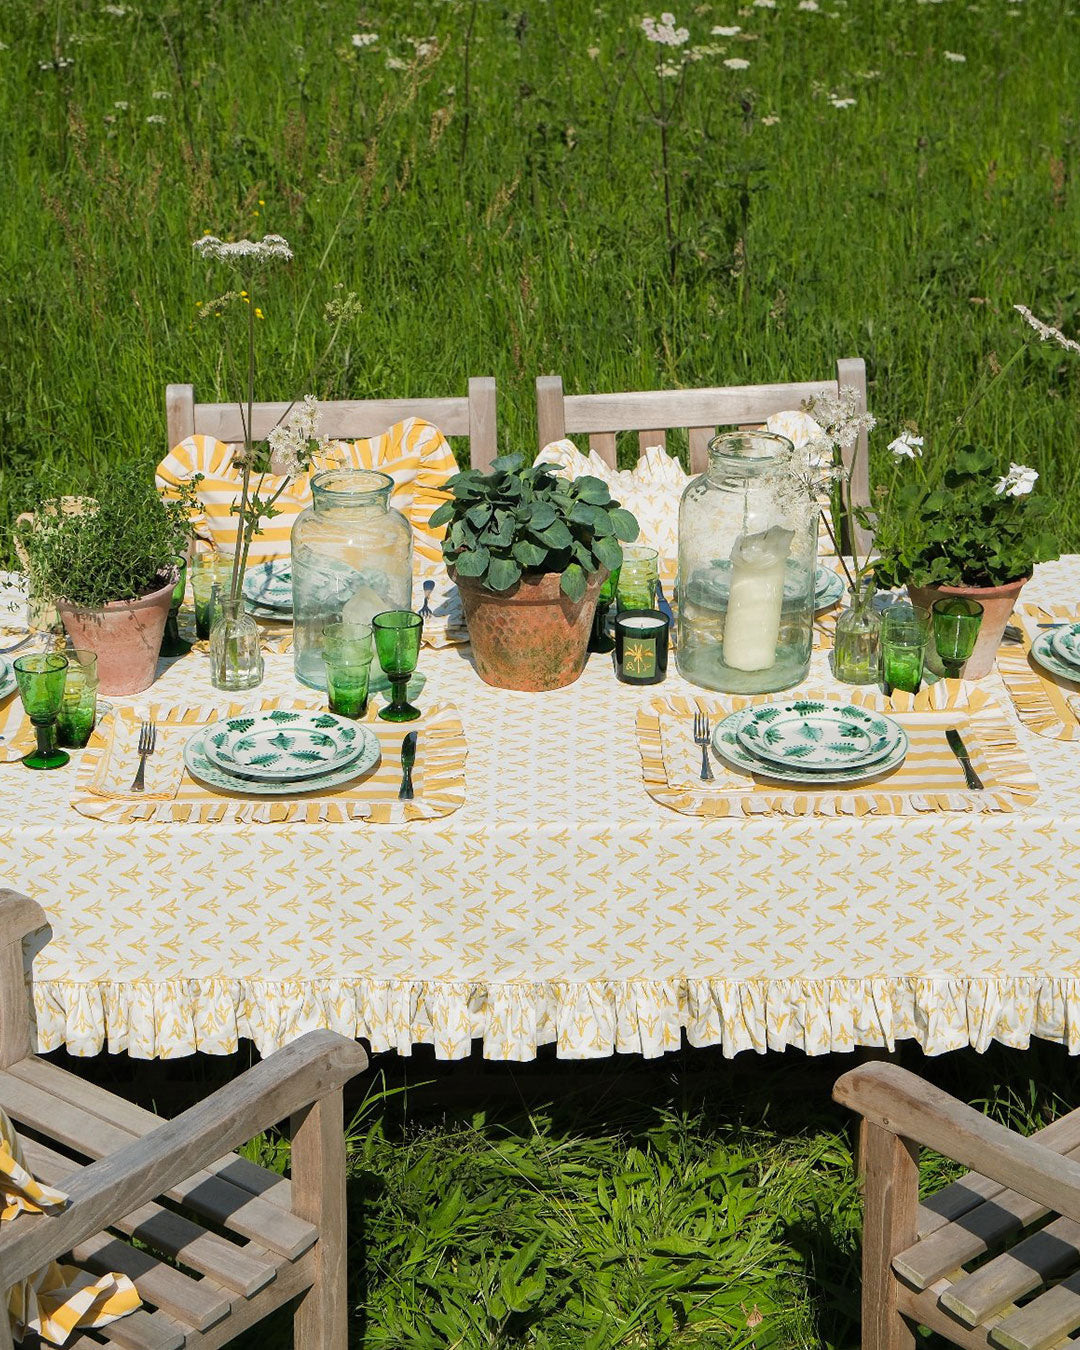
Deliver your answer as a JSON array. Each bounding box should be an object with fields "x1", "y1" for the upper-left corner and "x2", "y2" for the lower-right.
[
  {"x1": 14, "y1": 652, "x2": 70, "y2": 769},
  {"x1": 616, "y1": 545, "x2": 659, "y2": 613},
  {"x1": 191, "y1": 555, "x2": 228, "y2": 640},
  {"x1": 56, "y1": 648, "x2": 98, "y2": 749},
  {"x1": 373, "y1": 611, "x2": 422, "y2": 722},
  {"x1": 932, "y1": 598, "x2": 984, "y2": 678},
  {"x1": 322, "y1": 622, "x2": 374, "y2": 719},
  {"x1": 159, "y1": 555, "x2": 192, "y2": 658},
  {"x1": 880, "y1": 602, "x2": 930, "y2": 695},
  {"x1": 589, "y1": 565, "x2": 621, "y2": 654}
]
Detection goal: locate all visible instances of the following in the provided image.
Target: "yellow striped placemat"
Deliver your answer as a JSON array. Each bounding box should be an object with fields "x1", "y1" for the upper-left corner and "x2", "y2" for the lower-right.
[
  {"x1": 70, "y1": 698, "x2": 466, "y2": 825},
  {"x1": 638, "y1": 682, "x2": 1037, "y2": 818},
  {"x1": 0, "y1": 689, "x2": 34, "y2": 764},
  {"x1": 998, "y1": 603, "x2": 1080, "y2": 741}
]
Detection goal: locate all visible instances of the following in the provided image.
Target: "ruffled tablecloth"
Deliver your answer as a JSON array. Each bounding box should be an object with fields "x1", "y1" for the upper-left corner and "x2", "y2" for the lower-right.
[{"x1": 4, "y1": 560, "x2": 1080, "y2": 1062}]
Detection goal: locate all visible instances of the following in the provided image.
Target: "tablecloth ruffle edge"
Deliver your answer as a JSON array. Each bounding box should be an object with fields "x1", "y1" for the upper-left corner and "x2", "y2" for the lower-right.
[{"x1": 30, "y1": 974, "x2": 1080, "y2": 1061}]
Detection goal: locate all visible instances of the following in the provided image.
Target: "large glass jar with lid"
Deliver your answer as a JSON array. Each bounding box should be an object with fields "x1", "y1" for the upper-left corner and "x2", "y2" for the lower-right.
[
  {"x1": 292, "y1": 469, "x2": 413, "y2": 690},
  {"x1": 676, "y1": 430, "x2": 817, "y2": 694}
]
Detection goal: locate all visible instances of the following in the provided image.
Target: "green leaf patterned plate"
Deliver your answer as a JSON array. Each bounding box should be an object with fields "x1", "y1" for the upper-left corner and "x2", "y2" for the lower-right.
[
  {"x1": 184, "y1": 720, "x2": 380, "y2": 796},
  {"x1": 1049, "y1": 623, "x2": 1080, "y2": 670},
  {"x1": 736, "y1": 700, "x2": 902, "y2": 772},
  {"x1": 715, "y1": 705, "x2": 908, "y2": 785},
  {"x1": 814, "y1": 566, "x2": 845, "y2": 611},
  {"x1": 0, "y1": 658, "x2": 14, "y2": 703},
  {"x1": 242, "y1": 559, "x2": 293, "y2": 612},
  {"x1": 203, "y1": 710, "x2": 370, "y2": 782},
  {"x1": 1031, "y1": 630, "x2": 1080, "y2": 685}
]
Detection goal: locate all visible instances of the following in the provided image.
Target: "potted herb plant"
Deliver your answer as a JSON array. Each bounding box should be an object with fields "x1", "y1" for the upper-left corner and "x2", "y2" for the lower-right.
[
  {"x1": 431, "y1": 453, "x2": 639, "y2": 691},
  {"x1": 15, "y1": 465, "x2": 198, "y2": 694},
  {"x1": 869, "y1": 444, "x2": 1059, "y2": 677}
]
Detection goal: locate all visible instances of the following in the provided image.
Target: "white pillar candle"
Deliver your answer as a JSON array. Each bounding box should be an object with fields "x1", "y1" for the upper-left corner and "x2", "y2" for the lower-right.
[{"x1": 722, "y1": 526, "x2": 793, "y2": 672}]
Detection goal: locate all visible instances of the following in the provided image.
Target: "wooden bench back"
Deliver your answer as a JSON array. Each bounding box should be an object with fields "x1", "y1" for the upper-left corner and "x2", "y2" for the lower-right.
[{"x1": 166, "y1": 377, "x2": 499, "y2": 470}]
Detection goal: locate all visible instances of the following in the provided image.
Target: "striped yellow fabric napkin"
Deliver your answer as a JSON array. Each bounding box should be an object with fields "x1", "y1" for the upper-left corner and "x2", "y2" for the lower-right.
[
  {"x1": 0, "y1": 1108, "x2": 141, "y2": 1346},
  {"x1": 0, "y1": 692, "x2": 35, "y2": 765},
  {"x1": 86, "y1": 707, "x2": 188, "y2": 801}
]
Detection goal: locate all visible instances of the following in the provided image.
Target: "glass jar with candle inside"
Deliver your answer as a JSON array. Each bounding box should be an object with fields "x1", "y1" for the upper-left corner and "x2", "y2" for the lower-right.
[{"x1": 676, "y1": 431, "x2": 817, "y2": 694}]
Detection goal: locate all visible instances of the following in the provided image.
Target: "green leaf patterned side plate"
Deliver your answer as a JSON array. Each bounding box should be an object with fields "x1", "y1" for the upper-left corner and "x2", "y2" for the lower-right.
[
  {"x1": 736, "y1": 700, "x2": 902, "y2": 772},
  {"x1": 1049, "y1": 623, "x2": 1080, "y2": 670},
  {"x1": 184, "y1": 720, "x2": 380, "y2": 796},
  {"x1": 1031, "y1": 630, "x2": 1080, "y2": 686},
  {"x1": 203, "y1": 710, "x2": 368, "y2": 782},
  {"x1": 0, "y1": 658, "x2": 14, "y2": 703},
  {"x1": 714, "y1": 705, "x2": 908, "y2": 785},
  {"x1": 242, "y1": 559, "x2": 293, "y2": 611}
]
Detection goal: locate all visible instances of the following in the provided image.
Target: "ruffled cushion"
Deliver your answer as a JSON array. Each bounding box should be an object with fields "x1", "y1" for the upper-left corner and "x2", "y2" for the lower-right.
[{"x1": 156, "y1": 417, "x2": 457, "y2": 569}]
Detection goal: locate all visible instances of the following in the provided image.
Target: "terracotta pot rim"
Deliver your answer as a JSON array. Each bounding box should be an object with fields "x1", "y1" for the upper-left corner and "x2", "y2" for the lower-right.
[
  {"x1": 907, "y1": 575, "x2": 1030, "y2": 598},
  {"x1": 452, "y1": 567, "x2": 607, "y2": 600},
  {"x1": 56, "y1": 574, "x2": 176, "y2": 617}
]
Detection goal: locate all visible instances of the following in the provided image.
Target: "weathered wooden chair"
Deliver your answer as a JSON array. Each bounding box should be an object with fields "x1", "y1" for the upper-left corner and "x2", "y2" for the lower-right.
[
  {"x1": 166, "y1": 378, "x2": 499, "y2": 471},
  {"x1": 535, "y1": 360, "x2": 870, "y2": 550},
  {"x1": 0, "y1": 889, "x2": 368, "y2": 1349},
  {"x1": 835, "y1": 1060, "x2": 1080, "y2": 1350}
]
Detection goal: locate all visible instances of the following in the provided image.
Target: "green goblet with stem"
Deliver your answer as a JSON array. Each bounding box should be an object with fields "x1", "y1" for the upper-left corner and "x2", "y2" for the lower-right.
[
  {"x1": 14, "y1": 652, "x2": 70, "y2": 769},
  {"x1": 932, "y1": 598, "x2": 984, "y2": 678},
  {"x1": 373, "y1": 611, "x2": 422, "y2": 722},
  {"x1": 159, "y1": 555, "x2": 192, "y2": 658}
]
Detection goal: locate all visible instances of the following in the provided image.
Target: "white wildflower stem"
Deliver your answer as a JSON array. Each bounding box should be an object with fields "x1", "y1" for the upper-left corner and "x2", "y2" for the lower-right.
[
  {"x1": 943, "y1": 338, "x2": 1028, "y2": 457},
  {"x1": 819, "y1": 506, "x2": 857, "y2": 589}
]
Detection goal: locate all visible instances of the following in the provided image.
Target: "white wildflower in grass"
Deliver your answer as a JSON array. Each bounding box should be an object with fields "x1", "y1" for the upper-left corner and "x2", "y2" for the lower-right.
[
  {"x1": 145, "y1": 114, "x2": 166, "y2": 124},
  {"x1": 151, "y1": 89, "x2": 170, "y2": 99},
  {"x1": 0, "y1": 40, "x2": 9, "y2": 50},
  {"x1": 724, "y1": 56, "x2": 750, "y2": 68},
  {"x1": 385, "y1": 56, "x2": 408, "y2": 69},
  {"x1": 712, "y1": 24, "x2": 741, "y2": 33},
  {"x1": 641, "y1": 13, "x2": 690, "y2": 45},
  {"x1": 193, "y1": 233, "x2": 294, "y2": 264},
  {"x1": 753, "y1": 0, "x2": 776, "y2": 8},
  {"x1": 829, "y1": 95, "x2": 856, "y2": 107},
  {"x1": 855, "y1": 68, "x2": 882, "y2": 78},
  {"x1": 113, "y1": 99, "x2": 129, "y2": 109},
  {"x1": 587, "y1": 44, "x2": 600, "y2": 57},
  {"x1": 688, "y1": 42, "x2": 725, "y2": 57},
  {"x1": 102, "y1": 3, "x2": 128, "y2": 13},
  {"x1": 39, "y1": 57, "x2": 74, "y2": 70},
  {"x1": 798, "y1": 1, "x2": 820, "y2": 9},
  {"x1": 351, "y1": 33, "x2": 378, "y2": 47},
  {"x1": 1014, "y1": 304, "x2": 1080, "y2": 355},
  {"x1": 657, "y1": 60, "x2": 682, "y2": 76},
  {"x1": 761, "y1": 113, "x2": 780, "y2": 124},
  {"x1": 944, "y1": 50, "x2": 967, "y2": 61},
  {"x1": 995, "y1": 462, "x2": 1039, "y2": 497},
  {"x1": 888, "y1": 431, "x2": 924, "y2": 460}
]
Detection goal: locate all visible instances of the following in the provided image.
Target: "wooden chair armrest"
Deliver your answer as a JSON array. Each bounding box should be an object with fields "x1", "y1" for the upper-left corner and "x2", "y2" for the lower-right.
[
  {"x1": 0, "y1": 891, "x2": 47, "y2": 950},
  {"x1": 834, "y1": 1062, "x2": 1080, "y2": 1225},
  {"x1": 0, "y1": 1030, "x2": 367, "y2": 1289}
]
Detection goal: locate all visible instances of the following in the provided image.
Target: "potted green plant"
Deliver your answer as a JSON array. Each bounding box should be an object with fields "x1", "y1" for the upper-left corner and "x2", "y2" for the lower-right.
[
  {"x1": 431, "y1": 453, "x2": 639, "y2": 690},
  {"x1": 15, "y1": 465, "x2": 198, "y2": 694},
  {"x1": 869, "y1": 443, "x2": 1059, "y2": 676}
]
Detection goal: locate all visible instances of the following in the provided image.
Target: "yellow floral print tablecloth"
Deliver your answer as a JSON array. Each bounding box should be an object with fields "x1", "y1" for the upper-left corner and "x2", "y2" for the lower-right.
[{"x1": 4, "y1": 559, "x2": 1080, "y2": 1063}]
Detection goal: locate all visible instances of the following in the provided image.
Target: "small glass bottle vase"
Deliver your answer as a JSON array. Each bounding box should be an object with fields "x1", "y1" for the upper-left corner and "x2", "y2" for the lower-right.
[
  {"x1": 209, "y1": 599, "x2": 264, "y2": 692},
  {"x1": 832, "y1": 581, "x2": 881, "y2": 685}
]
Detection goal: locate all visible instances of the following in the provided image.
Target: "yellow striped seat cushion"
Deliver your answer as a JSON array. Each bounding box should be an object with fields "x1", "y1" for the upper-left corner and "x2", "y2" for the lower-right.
[{"x1": 156, "y1": 417, "x2": 457, "y2": 571}]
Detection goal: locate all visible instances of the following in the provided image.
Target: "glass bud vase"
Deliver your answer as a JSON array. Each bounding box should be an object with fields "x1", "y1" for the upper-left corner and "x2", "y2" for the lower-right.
[
  {"x1": 832, "y1": 581, "x2": 881, "y2": 685},
  {"x1": 676, "y1": 431, "x2": 818, "y2": 694},
  {"x1": 209, "y1": 599, "x2": 264, "y2": 691},
  {"x1": 292, "y1": 469, "x2": 413, "y2": 690}
]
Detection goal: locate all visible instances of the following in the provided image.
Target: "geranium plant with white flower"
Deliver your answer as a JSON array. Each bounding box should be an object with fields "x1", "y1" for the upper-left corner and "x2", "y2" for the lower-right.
[{"x1": 191, "y1": 234, "x2": 360, "y2": 605}]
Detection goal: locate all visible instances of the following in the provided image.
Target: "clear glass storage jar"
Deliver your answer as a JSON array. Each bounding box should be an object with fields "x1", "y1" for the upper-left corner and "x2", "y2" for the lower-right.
[
  {"x1": 291, "y1": 469, "x2": 413, "y2": 690},
  {"x1": 676, "y1": 430, "x2": 817, "y2": 694}
]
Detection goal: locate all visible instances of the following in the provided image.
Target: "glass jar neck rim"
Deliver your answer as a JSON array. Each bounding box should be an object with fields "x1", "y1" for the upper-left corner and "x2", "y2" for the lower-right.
[
  {"x1": 311, "y1": 469, "x2": 394, "y2": 507},
  {"x1": 706, "y1": 431, "x2": 794, "y2": 475}
]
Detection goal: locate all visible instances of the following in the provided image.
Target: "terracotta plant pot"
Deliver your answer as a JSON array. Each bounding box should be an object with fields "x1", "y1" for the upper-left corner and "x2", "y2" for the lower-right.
[
  {"x1": 455, "y1": 569, "x2": 605, "y2": 692},
  {"x1": 907, "y1": 575, "x2": 1030, "y2": 679},
  {"x1": 58, "y1": 577, "x2": 176, "y2": 695}
]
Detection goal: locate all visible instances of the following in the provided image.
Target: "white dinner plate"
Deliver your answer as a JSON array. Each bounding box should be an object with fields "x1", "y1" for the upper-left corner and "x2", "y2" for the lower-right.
[
  {"x1": 735, "y1": 700, "x2": 904, "y2": 773},
  {"x1": 712, "y1": 706, "x2": 908, "y2": 786},
  {"x1": 184, "y1": 722, "x2": 380, "y2": 796},
  {"x1": 242, "y1": 559, "x2": 293, "y2": 611},
  {"x1": 202, "y1": 709, "x2": 371, "y2": 782}
]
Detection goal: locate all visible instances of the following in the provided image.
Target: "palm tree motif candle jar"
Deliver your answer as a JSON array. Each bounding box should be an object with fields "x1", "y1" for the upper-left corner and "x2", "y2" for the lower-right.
[
  {"x1": 676, "y1": 431, "x2": 817, "y2": 694},
  {"x1": 291, "y1": 470, "x2": 413, "y2": 690}
]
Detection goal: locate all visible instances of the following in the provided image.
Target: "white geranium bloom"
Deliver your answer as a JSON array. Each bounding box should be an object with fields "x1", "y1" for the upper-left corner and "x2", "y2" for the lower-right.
[
  {"x1": 995, "y1": 463, "x2": 1039, "y2": 497},
  {"x1": 888, "y1": 431, "x2": 924, "y2": 460},
  {"x1": 724, "y1": 56, "x2": 750, "y2": 68}
]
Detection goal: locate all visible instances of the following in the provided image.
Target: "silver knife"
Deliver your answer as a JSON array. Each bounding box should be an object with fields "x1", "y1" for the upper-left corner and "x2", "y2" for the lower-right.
[
  {"x1": 399, "y1": 732, "x2": 417, "y2": 800},
  {"x1": 946, "y1": 728, "x2": 983, "y2": 790}
]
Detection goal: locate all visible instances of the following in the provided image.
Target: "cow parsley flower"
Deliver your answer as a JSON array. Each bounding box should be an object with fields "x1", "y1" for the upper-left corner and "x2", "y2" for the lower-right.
[
  {"x1": 385, "y1": 56, "x2": 408, "y2": 69},
  {"x1": 753, "y1": 0, "x2": 776, "y2": 8},
  {"x1": 798, "y1": 1, "x2": 820, "y2": 9},
  {"x1": 113, "y1": 99, "x2": 129, "y2": 109},
  {"x1": 351, "y1": 33, "x2": 378, "y2": 47},
  {"x1": 152, "y1": 89, "x2": 170, "y2": 99},
  {"x1": 995, "y1": 462, "x2": 1038, "y2": 497},
  {"x1": 267, "y1": 396, "x2": 336, "y2": 477},
  {"x1": 829, "y1": 96, "x2": 856, "y2": 107},
  {"x1": 145, "y1": 114, "x2": 166, "y2": 124},
  {"x1": 888, "y1": 431, "x2": 924, "y2": 460},
  {"x1": 1014, "y1": 304, "x2": 1080, "y2": 355},
  {"x1": 724, "y1": 56, "x2": 750, "y2": 68},
  {"x1": 102, "y1": 3, "x2": 129, "y2": 13},
  {"x1": 944, "y1": 50, "x2": 967, "y2": 61},
  {"x1": 712, "y1": 24, "x2": 741, "y2": 33},
  {"x1": 193, "y1": 234, "x2": 294, "y2": 264},
  {"x1": 761, "y1": 113, "x2": 780, "y2": 124},
  {"x1": 641, "y1": 13, "x2": 690, "y2": 45}
]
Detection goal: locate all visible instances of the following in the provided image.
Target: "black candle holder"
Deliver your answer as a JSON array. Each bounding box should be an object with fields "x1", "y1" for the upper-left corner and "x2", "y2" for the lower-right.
[{"x1": 613, "y1": 609, "x2": 669, "y2": 685}]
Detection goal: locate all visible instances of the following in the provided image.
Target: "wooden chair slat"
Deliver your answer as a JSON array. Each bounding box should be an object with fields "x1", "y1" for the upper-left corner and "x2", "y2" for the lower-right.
[
  {"x1": 0, "y1": 1068, "x2": 317, "y2": 1261},
  {"x1": 560, "y1": 381, "x2": 836, "y2": 434},
  {"x1": 939, "y1": 1216, "x2": 1080, "y2": 1328},
  {"x1": 161, "y1": 1252, "x2": 315, "y2": 1350},
  {"x1": 992, "y1": 1276, "x2": 1080, "y2": 1350},
  {"x1": 637, "y1": 430, "x2": 666, "y2": 456},
  {"x1": 92, "y1": 1307, "x2": 186, "y2": 1350},
  {"x1": 688, "y1": 427, "x2": 713, "y2": 474},
  {"x1": 896, "y1": 1280, "x2": 1013, "y2": 1350},
  {"x1": 72, "y1": 1230, "x2": 229, "y2": 1335},
  {"x1": 587, "y1": 432, "x2": 617, "y2": 467}
]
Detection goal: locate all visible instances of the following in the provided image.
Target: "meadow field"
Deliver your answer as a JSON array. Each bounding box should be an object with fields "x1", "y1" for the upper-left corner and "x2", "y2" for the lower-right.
[
  {"x1": 2, "y1": 0, "x2": 1079, "y2": 557},
  {"x1": 7, "y1": 1, "x2": 1080, "y2": 1345}
]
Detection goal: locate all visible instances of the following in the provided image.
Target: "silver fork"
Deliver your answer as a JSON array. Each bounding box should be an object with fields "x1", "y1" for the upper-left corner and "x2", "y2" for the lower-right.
[
  {"x1": 129, "y1": 721, "x2": 157, "y2": 792},
  {"x1": 0, "y1": 633, "x2": 37, "y2": 656},
  {"x1": 418, "y1": 578, "x2": 435, "y2": 621},
  {"x1": 693, "y1": 710, "x2": 714, "y2": 782}
]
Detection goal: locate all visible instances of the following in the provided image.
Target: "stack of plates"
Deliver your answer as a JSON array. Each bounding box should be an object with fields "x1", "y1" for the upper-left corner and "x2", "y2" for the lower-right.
[
  {"x1": 684, "y1": 563, "x2": 845, "y2": 613},
  {"x1": 184, "y1": 709, "x2": 381, "y2": 796},
  {"x1": 1029, "y1": 623, "x2": 1080, "y2": 684},
  {"x1": 711, "y1": 699, "x2": 908, "y2": 785},
  {"x1": 0, "y1": 658, "x2": 14, "y2": 702},
  {"x1": 242, "y1": 559, "x2": 294, "y2": 621}
]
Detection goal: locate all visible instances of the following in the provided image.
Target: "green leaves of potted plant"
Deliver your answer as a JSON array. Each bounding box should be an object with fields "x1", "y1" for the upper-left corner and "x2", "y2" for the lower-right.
[
  {"x1": 431, "y1": 453, "x2": 639, "y2": 690},
  {"x1": 15, "y1": 465, "x2": 198, "y2": 694}
]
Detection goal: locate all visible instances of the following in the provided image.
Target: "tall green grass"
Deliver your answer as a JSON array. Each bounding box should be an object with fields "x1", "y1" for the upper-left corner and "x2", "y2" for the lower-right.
[{"x1": 2, "y1": 0, "x2": 1079, "y2": 562}]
